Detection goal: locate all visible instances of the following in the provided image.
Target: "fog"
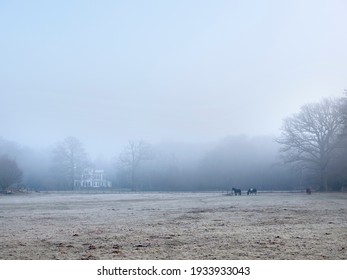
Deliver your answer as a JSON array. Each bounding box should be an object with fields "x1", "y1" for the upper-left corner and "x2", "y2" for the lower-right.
[
  {"x1": 1, "y1": 1, "x2": 346, "y2": 191},
  {"x1": 0, "y1": 135, "x2": 299, "y2": 191}
]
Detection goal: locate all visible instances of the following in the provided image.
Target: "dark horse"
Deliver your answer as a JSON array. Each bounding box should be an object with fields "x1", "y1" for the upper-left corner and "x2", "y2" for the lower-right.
[
  {"x1": 232, "y1": 188, "x2": 241, "y2": 196},
  {"x1": 306, "y1": 188, "x2": 312, "y2": 195},
  {"x1": 247, "y1": 188, "x2": 257, "y2": 195}
]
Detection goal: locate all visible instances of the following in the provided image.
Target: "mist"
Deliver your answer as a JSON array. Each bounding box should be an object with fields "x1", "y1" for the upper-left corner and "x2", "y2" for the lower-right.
[
  {"x1": 0, "y1": 135, "x2": 299, "y2": 192},
  {"x1": 1, "y1": 1, "x2": 346, "y2": 192}
]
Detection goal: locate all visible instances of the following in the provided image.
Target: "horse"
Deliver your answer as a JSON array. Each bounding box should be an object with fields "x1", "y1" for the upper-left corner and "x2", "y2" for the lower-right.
[
  {"x1": 247, "y1": 188, "x2": 257, "y2": 195},
  {"x1": 232, "y1": 187, "x2": 241, "y2": 196},
  {"x1": 306, "y1": 188, "x2": 311, "y2": 195}
]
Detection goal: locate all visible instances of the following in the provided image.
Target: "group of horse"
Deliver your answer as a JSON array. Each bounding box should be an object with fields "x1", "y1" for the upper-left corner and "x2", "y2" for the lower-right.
[
  {"x1": 231, "y1": 187, "x2": 257, "y2": 196},
  {"x1": 230, "y1": 187, "x2": 312, "y2": 195}
]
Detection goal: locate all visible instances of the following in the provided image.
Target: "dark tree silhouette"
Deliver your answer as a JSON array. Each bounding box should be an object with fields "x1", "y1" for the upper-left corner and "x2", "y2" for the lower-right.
[
  {"x1": 0, "y1": 155, "x2": 23, "y2": 193},
  {"x1": 276, "y1": 98, "x2": 344, "y2": 191}
]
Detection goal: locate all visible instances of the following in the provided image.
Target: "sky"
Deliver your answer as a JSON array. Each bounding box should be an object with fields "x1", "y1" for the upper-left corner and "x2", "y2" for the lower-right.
[{"x1": 1, "y1": 0, "x2": 346, "y2": 158}]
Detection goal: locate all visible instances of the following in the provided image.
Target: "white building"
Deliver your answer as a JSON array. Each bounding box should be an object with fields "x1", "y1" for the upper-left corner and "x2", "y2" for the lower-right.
[{"x1": 74, "y1": 168, "x2": 112, "y2": 188}]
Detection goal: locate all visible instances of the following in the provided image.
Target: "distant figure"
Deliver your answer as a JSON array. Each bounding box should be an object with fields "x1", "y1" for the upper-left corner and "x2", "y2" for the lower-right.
[
  {"x1": 247, "y1": 188, "x2": 257, "y2": 195},
  {"x1": 306, "y1": 188, "x2": 312, "y2": 195},
  {"x1": 232, "y1": 187, "x2": 241, "y2": 196}
]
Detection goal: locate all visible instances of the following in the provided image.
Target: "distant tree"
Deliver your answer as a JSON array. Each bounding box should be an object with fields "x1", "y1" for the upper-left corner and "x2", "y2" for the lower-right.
[
  {"x1": 339, "y1": 90, "x2": 347, "y2": 140},
  {"x1": 118, "y1": 140, "x2": 153, "y2": 191},
  {"x1": 0, "y1": 137, "x2": 21, "y2": 158},
  {"x1": 51, "y1": 137, "x2": 89, "y2": 190},
  {"x1": 0, "y1": 155, "x2": 23, "y2": 193},
  {"x1": 197, "y1": 135, "x2": 295, "y2": 191},
  {"x1": 276, "y1": 98, "x2": 345, "y2": 191},
  {"x1": 331, "y1": 91, "x2": 347, "y2": 189}
]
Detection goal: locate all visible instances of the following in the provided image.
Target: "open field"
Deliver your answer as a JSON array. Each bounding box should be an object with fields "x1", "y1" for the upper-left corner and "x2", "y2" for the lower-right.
[{"x1": 0, "y1": 191, "x2": 346, "y2": 260}]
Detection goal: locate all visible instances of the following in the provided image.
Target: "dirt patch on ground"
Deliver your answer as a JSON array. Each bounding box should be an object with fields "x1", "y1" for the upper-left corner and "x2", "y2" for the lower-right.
[{"x1": 1, "y1": 192, "x2": 346, "y2": 259}]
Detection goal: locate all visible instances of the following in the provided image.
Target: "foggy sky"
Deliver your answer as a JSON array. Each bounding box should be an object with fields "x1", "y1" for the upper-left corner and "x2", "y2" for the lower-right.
[{"x1": 1, "y1": 0, "x2": 346, "y2": 157}]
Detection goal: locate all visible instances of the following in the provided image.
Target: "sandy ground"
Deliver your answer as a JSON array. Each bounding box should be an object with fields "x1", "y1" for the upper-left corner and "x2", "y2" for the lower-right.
[{"x1": 0, "y1": 191, "x2": 346, "y2": 260}]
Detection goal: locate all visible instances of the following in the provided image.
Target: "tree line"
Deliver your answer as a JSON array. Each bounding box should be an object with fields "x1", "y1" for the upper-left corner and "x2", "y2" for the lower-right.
[{"x1": 1, "y1": 92, "x2": 346, "y2": 193}]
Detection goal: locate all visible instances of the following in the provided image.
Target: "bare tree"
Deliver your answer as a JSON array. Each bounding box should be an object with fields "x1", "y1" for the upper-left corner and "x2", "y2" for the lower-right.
[
  {"x1": 0, "y1": 155, "x2": 23, "y2": 193},
  {"x1": 276, "y1": 98, "x2": 345, "y2": 191},
  {"x1": 340, "y1": 90, "x2": 347, "y2": 138},
  {"x1": 51, "y1": 137, "x2": 89, "y2": 190},
  {"x1": 332, "y1": 91, "x2": 347, "y2": 188},
  {"x1": 118, "y1": 140, "x2": 153, "y2": 191}
]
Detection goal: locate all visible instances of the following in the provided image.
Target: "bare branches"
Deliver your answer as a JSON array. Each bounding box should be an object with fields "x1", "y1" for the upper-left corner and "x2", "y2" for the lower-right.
[
  {"x1": 118, "y1": 140, "x2": 153, "y2": 191},
  {"x1": 276, "y1": 97, "x2": 344, "y2": 190},
  {"x1": 51, "y1": 137, "x2": 89, "y2": 190}
]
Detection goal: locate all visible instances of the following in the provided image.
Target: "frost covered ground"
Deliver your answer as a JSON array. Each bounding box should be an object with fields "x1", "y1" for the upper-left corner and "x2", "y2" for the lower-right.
[{"x1": 0, "y1": 191, "x2": 346, "y2": 260}]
